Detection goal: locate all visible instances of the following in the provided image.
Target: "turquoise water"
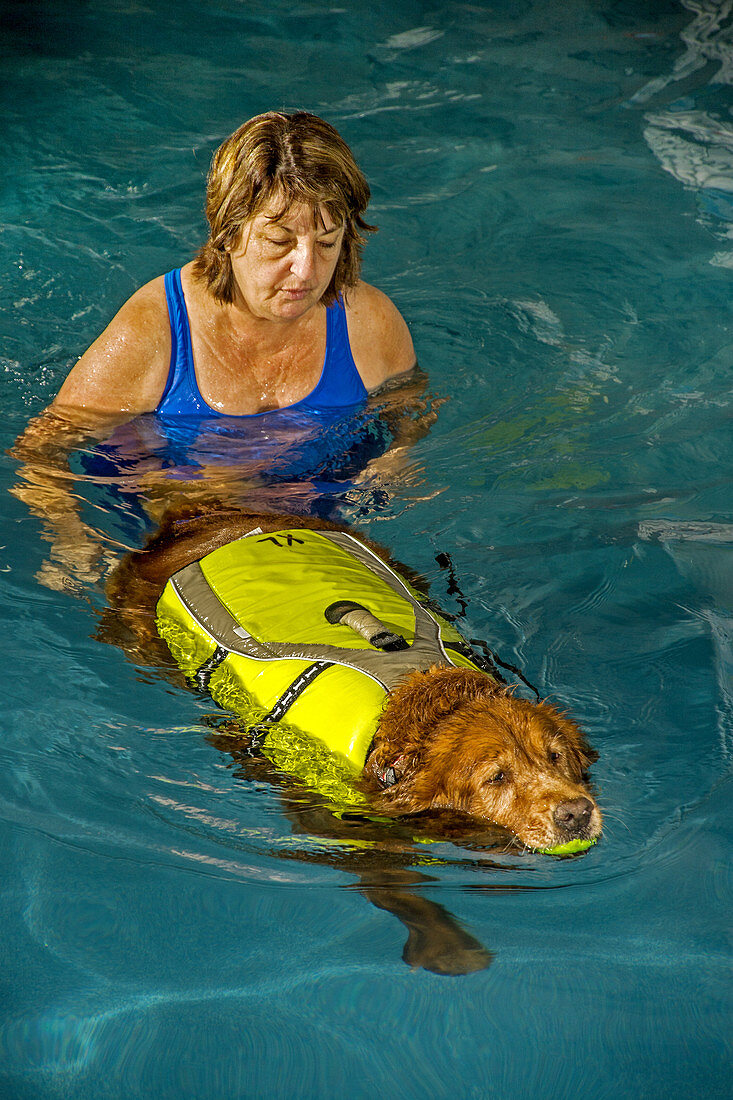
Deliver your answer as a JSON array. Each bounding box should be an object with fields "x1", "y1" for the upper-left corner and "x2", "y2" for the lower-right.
[{"x1": 1, "y1": 1, "x2": 732, "y2": 1097}]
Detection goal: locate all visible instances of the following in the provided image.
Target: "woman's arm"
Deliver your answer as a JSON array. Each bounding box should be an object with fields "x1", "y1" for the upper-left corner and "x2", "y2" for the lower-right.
[
  {"x1": 9, "y1": 276, "x2": 172, "y2": 588},
  {"x1": 345, "y1": 281, "x2": 417, "y2": 391},
  {"x1": 9, "y1": 407, "x2": 135, "y2": 589},
  {"x1": 351, "y1": 366, "x2": 445, "y2": 492},
  {"x1": 10, "y1": 271, "x2": 169, "y2": 586},
  {"x1": 53, "y1": 276, "x2": 171, "y2": 417}
]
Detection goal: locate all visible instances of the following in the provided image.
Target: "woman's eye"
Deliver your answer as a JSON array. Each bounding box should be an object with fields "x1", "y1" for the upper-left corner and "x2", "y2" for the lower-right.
[{"x1": 318, "y1": 239, "x2": 338, "y2": 250}]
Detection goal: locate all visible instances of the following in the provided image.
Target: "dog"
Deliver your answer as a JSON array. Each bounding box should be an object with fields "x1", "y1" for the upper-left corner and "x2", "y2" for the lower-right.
[{"x1": 103, "y1": 503, "x2": 602, "y2": 855}]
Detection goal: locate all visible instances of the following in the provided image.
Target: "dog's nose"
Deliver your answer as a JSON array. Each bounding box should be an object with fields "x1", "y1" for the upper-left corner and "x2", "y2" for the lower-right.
[{"x1": 553, "y1": 797, "x2": 594, "y2": 835}]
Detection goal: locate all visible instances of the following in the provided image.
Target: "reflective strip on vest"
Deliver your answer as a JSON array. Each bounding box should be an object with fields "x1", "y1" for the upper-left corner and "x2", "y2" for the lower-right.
[{"x1": 156, "y1": 528, "x2": 488, "y2": 769}]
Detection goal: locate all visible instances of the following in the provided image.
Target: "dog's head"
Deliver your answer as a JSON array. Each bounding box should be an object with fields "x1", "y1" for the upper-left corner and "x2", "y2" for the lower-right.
[{"x1": 366, "y1": 667, "x2": 602, "y2": 852}]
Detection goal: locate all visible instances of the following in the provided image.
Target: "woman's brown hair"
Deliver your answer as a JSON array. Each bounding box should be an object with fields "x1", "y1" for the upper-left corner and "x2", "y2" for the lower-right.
[{"x1": 193, "y1": 111, "x2": 376, "y2": 306}]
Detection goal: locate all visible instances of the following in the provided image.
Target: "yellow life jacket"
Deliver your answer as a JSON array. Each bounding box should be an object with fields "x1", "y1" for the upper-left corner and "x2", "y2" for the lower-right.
[{"x1": 156, "y1": 527, "x2": 490, "y2": 775}]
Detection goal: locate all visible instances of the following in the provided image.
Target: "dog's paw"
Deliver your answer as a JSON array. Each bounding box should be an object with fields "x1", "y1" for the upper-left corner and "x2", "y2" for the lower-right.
[{"x1": 402, "y1": 925, "x2": 493, "y2": 976}]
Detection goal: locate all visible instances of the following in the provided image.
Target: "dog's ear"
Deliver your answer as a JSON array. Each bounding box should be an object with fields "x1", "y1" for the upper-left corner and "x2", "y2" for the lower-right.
[
  {"x1": 364, "y1": 747, "x2": 416, "y2": 791},
  {"x1": 366, "y1": 748, "x2": 434, "y2": 813},
  {"x1": 366, "y1": 666, "x2": 502, "y2": 811},
  {"x1": 574, "y1": 739, "x2": 599, "y2": 775},
  {"x1": 554, "y1": 712, "x2": 599, "y2": 778}
]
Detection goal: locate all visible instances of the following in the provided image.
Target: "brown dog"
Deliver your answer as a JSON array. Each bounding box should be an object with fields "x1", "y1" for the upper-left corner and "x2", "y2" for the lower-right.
[
  {"x1": 366, "y1": 667, "x2": 600, "y2": 852},
  {"x1": 104, "y1": 503, "x2": 602, "y2": 854}
]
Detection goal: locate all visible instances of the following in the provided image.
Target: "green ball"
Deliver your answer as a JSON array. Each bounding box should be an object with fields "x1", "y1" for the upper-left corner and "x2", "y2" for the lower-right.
[{"x1": 540, "y1": 837, "x2": 597, "y2": 856}]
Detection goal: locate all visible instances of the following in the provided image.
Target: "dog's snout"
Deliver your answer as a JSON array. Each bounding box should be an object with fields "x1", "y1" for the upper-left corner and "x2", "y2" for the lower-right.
[{"x1": 553, "y1": 797, "x2": 594, "y2": 835}]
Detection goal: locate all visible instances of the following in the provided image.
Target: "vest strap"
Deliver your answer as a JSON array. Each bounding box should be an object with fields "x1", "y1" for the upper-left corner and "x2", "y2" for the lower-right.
[
  {"x1": 263, "y1": 660, "x2": 335, "y2": 723},
  {"x1": 190, "y1": 645, "x2": 228, "y2": 693}
]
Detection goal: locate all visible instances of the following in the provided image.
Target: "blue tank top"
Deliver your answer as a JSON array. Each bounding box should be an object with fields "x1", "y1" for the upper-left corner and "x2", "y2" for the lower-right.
[{"x1": 156, "y1": 268, "x2": 368, "y2": 417}]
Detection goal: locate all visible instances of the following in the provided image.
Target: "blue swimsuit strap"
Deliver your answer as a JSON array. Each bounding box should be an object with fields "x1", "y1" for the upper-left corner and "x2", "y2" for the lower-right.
[
  {"x1": 158, "y1": 269, "x2": 205, "y2": 415},
  {"x1": 309, "y1": 293, "x2": 368, "y2": 409},
  {"x1": 157, "y1": 269, "x2": 367, "y2": 416}
]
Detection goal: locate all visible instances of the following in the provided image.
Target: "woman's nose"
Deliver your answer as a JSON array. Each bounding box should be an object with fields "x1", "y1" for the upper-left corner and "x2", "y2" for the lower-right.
[{"x1": 290, "y1": 240, "x2": 316, "y2": 282}]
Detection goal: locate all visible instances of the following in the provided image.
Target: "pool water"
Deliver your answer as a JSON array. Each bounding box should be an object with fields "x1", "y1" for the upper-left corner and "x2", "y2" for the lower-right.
[{"x1": 1, "y1": 1, "x2": 731, "y2": 1097}]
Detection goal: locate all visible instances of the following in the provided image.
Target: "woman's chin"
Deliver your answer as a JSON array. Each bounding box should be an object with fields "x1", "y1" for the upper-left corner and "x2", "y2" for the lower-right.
[
  {"x1": 272, "y1": 293, "x2": 318, "y2": 319},
  {"x1": 239, "y1": 289, "x2": 321, "y2": 322}
]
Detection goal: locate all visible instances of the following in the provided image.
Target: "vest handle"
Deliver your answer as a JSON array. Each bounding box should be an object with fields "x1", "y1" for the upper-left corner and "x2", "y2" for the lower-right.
[{"x1": 325, "y1": 601, "x2": 408, "y2": 652}]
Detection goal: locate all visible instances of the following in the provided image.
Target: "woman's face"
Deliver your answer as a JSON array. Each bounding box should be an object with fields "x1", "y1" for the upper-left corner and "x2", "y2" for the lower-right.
[{"x1": 228, "y1": 200, "x2": 345, "y2": 322}]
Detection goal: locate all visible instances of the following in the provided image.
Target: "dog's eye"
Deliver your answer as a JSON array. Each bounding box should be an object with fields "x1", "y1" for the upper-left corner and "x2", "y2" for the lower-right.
[
  {"x1": 485, "y1": 770, "x2": 506, "y2": 785},
  {"x1": 549, "y1": 751, "x2": 562, "y2": 765}
]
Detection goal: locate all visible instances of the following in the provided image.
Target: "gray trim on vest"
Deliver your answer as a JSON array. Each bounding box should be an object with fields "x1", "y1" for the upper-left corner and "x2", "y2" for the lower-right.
[{"x1": 168, "y1": 530, "x2": 470, "y2": 693}]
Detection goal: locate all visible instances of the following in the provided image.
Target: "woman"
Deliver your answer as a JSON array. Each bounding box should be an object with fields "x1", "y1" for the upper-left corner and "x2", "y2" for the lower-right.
[
  {"x1": 13, "y1": 112, "x2": 424, "y2": 587},
  {"x1": 54, "y1": 111, "x2": 415, "y2": 419}
]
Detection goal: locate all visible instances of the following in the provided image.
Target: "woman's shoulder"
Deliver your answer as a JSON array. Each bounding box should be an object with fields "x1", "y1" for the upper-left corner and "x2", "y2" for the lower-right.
[
  {"x1": 54, "y1": 275, "x2": 172, "y2": 416},
  {"x1": 343, "y1": 281, "x2": 416, "y2": 391},
  {"x1": 114, "y1": 273, "x2": 171, "y2": 333}
]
